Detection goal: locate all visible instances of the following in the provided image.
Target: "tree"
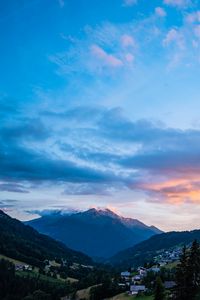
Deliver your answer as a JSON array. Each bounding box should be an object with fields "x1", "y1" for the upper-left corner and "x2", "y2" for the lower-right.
[
  {"x1": 23, "y1": 290, "x2": 51, "y2": 300},
  {"x1": 32, "y1": 290, "x2": 51, "y2": 300},
  {"x1": 187, "y1": 240, "x2": 200, "y2": 298},
  {"x1": 154, "y1": 276, "x2": 165, "y2": 300},
  {"x1": 175, "y1": 245, "x2": 188, "y2": 300}
]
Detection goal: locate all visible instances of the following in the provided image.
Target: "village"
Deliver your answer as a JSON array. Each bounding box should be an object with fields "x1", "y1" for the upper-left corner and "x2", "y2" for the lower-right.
[
  {"x1": 5, "y1": 245, "x2": 183, "y2": 300},
  {"x1": 119, "y1": 246, "x2": 182, "y2": 297}
]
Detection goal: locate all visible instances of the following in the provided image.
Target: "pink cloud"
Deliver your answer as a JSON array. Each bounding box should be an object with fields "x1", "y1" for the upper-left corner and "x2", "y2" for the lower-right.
[
  {"x1": 155, "y1": 7, "x2": 167, "y2": 17},
  {"x1": 125, "y1": 53, "x2": 135, "y2": 63},
  {"x1": 163, "y1": 29, "x2": 184, "y2": 49},
  {"x1": 121, "y1": 34, "x2": 135, "y2": 47},
  {"x1": 185, "y1": 11, "x2": 200, "y2": 23},
  {"x1": 134, "y1": 176, "x2": 200, "y2": 204},
  {"x1": 90, "y1": 45, "x2": 123, "y2": 67}
]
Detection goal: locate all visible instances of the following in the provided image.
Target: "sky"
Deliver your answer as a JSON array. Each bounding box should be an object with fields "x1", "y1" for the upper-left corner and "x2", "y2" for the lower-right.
[{"x1": 1, "y1": 0, "x2": 200, "y2": 231}]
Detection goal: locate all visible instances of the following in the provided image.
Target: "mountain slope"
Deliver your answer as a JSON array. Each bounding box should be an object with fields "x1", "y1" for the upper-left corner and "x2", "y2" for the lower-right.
[
  {"x1": 110, "y1": 229, "x2": 200, "y2": 268},
  {"x1": 0, "y1": 210, "x2": 92, "y2": 267},
  {"x1": 26, "y1": 208, "x2": 162, "y2": 258}
]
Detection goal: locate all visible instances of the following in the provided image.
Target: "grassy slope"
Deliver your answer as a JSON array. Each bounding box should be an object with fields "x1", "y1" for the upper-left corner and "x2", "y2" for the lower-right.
[
  {"x1": 76, "y1": 284, "x2": 102, "y2": 300},
  {"x1": 107, "y1": 293, "x2": 153, "y2": 300},
  {"x1": 0, "y1": 254, "x2": 29, "y2": 266}
]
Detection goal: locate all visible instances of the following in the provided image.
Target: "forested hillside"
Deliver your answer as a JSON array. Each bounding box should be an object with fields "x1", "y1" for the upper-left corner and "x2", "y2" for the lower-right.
[
  {"x1": 0, "y1": 210, "x2": 92, "y2": 268},
  {"x1": 110, "y1": 229, "x2": 200, "y2": 268}
]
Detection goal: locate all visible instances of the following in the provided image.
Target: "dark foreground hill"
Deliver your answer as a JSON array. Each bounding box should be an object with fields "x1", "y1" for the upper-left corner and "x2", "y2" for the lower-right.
[
  {"x1": 0, "y1": 210, "x2": 92, "y2": 267},
  {"x1": 110, "y1": 229, "x2": 200, "y2": 268},
  {"x1": 26, "y1": 208, "x2": 162, "y2": 258}
]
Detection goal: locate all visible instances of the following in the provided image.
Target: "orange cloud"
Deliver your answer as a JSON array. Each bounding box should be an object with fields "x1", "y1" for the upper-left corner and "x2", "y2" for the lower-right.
[{"x1": 135, "y1": 175, "x2": 200, "y2": 204}]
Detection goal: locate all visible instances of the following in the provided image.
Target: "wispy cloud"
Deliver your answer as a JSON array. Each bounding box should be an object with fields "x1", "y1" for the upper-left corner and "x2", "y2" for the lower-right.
[
  {"x1": 58, "y1": 0, "x2": 65, "y2": 8},
  {"x1": 90, "y1": 44, "x2": 123, "y2": 68},
  {"x1": 163, "y1": 0, "x2": 191, "y2": 8},
  {"x1": 49, "y1": 7, "x2": 200, "y2": 78},
  {"x1": 123, "y1": 0, "x2": 137, "y2": 7},
  {"x1": 163, "y1": 29, "x2": 185, "y2": 49}
]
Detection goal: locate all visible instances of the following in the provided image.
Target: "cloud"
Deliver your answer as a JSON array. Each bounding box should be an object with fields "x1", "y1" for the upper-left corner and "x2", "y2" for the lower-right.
[
  {"x1": 0, "y1": 119, "x2": 49, "y2": 141},
  {"x1": 163, "y1": 29, "x2": 185, "y2": 49},
  {"x1": 123, "y1": 0, "x2": 137, "y2": 6},
  {"x1": 0, "y1": 199, "x2": 18, "y2": 209},
  {"x1": 185, "y1": 11, "x2": 200, "y2": 23},
  {"x1": 58, "y1": 0, "x2": 65, "y2": 8},
  {"x1": 2, "y1": 96, "x2": 200, "y2": 204},
  {"x1": 0, "y1": 183, "x2": 29, "y2": 193},
  {"x1": 49, "y1": 22, "x2": 138, "y2": 76},
  {"x1": 121, "y1": 34, "x2": 136, "y2": 47},
  {"x1": 0, "y1": 142, "x2": 116, "y2": 184},
  {"x1": 90, "y1": 44, "x2": 123, "y2": 68},
  {"x1": 194, "y1": 25, "x2": 200, "y2": 38},
  {"x1": 28, "y1": 209, "x2": 78, "y2": 217},
  {"x1": 3, "y1": 98, "x2": 200, "y2": 204},
  {"x1": 155, "y1": 7, "x2": 167, "y2": 17},
  {"x1": 135, "y1": 178, "x2": 200, "y2": 204},
  {"x1": 163, "y1": 0, "x2": 190, "y2": 8},
  {"x1": 62, "y1": 183, "x2": 115, "y2": 196},
  {"x1": 44, "y1": 106, "x2": 200, "y2": 203},
  {"x1": 49, "y1": 8, "x2": 200, "y2": 78}
]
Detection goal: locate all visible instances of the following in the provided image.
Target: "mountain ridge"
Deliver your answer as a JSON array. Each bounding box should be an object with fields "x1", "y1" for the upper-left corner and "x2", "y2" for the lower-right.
[{"x1": 26, "y1": 208, "x2": 162, "y2": 258}]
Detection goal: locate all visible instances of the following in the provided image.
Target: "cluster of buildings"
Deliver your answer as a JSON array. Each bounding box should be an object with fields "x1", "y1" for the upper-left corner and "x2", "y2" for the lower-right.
[
  {"x1": 15, "y1": 264, "x2": 32, "y2": 271},
  {"x1": 120, "y1": 266, "x2": 159, "y2": 295},
  {"x1": 120, "y1": 261, "x2": 176, "y2": 296},
  {"x1": 154, "y1": 247, "x2": 182, "y2": 266}
]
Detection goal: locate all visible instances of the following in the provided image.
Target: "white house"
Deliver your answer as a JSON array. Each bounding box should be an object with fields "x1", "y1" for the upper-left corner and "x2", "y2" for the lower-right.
[{"x1": 138, "y1": 267, "x2": 147, "y2": 277}]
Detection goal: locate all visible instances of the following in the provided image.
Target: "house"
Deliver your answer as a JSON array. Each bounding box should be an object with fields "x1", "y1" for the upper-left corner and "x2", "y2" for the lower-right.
[
  {"x1": 15, "y1": 265, "x2": 23, "y2": 271},
  {"x1": 121, "y1": 271, "x2": 131, "y2": 281},
  {"x1": 130, "y1": 285, "x2": 146, "y2": 295},
  {"x1": 164, "y1": 281, "x2": 176, "y2": 289},
  {"x1": 132, "y1": 275, "x2": 141, "y2": 283},
  {"x1": 138, "y1": 267, "x2": 147, "y2": 277},
  {"x1": 118, "y1": 283, "x2": 126, "y2": 288}
]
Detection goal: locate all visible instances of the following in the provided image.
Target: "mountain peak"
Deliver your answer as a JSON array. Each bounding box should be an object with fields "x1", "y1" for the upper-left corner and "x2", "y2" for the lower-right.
[{"x1": 83, "y1": 208, "x2": 120, "y2": 218}]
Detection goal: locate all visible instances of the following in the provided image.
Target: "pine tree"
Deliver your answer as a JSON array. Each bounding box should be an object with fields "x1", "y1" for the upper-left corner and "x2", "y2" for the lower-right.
[
  {"x1": 154, "y1": 276, "x2": 165, "y2": 300},
  {"x1": 175, "y1": 245, "x2": 189, "y2": 300},
  {"x1": 187, "y1": 240, "x2": 200, "y2": 298}
]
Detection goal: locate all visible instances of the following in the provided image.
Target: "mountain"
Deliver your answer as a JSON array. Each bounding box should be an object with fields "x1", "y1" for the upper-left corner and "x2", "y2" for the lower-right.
[
  {"x1": 0, "y1": 210, "x2": 92, "y2": 267},
  {"x1": 110, "y1": 229, "x2": 200, "y2": 268},
  {"x1": 26, "y1": 208, "x2": 162, "y2": 258}
]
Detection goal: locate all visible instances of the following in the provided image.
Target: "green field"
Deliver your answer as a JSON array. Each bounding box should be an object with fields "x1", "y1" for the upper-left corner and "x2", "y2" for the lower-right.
[
  {"x1": 16, "y1": 270, "x2": 68, "y2": 285},
  {"x1": 76, "y1": 284, "x2": 102, "y2": 300},
  {"x1": 107, "y1": 293, "x2": 153, "y2": 300},
  {"x1": 164, "y1": 261, "x2": 178, "y2": 269},
  {"x1": 0, "y1": 254, "x2": 27, "y2": 266},
  {"x1": 109, "y1": 293, "x2": 153, "y2": 300}
]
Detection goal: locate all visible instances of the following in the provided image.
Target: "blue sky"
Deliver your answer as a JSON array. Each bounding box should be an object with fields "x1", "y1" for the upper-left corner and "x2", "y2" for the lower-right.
[{"x1": 1, "y1": 0, "x2": 200, "y2": 230}]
